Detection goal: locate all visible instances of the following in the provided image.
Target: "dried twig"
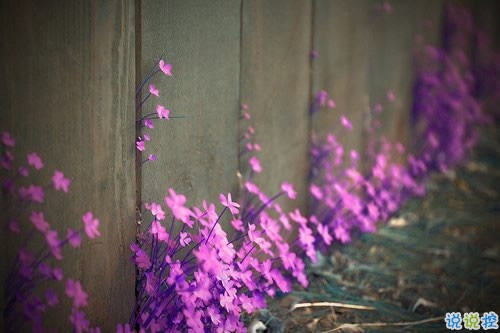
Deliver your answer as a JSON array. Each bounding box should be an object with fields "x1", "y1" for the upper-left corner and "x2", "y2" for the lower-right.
[{"x1": 290, "y1": 301, "x2": 375, "y2": 312}]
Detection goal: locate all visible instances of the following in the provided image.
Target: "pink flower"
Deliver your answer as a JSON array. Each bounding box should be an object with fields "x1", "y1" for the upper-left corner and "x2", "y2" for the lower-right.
[
  {"x1": 165, "y1": 188, "x2": 192, "y2": 224},
  {"x1": 45, "y1": 289, "x2": 59, "y2": 307},
  {"x1": 45, "y1": 230, "x2": 63, "y2": 260},
  {"x1": 25, "y1": 185, "x2": 44, "y2": 203},
  {"x1": 207, "y1": 305, "x2": 222, "y2": 325},
  {"x1": 202, "y1": 200, "x2": 218, "y2": 223},
  {"x1": 317, "y1": 224, "x2": 333, "y2": 245},
  {"x1": 143, "y1": 133, "x2": 151, "y2": 141},
  {"x1": 148, "y1": 154, "x2": 157, "y2": 161},
  {"x1": 52, "y1": 170, "x2": 71, "y2": 192},
  {"x1": 245, "y1": 181, "x2": 260, "y2": 194},
  {"x1": 150, "y1": 202, "x2": 165, "y2": 220},
  {"x1": 310, "y1": 184, "x2": 323, "y2": 200},
  {"x1": 231, "y1": 218, "x2": 244, "y2": 232},
  {"x1": 144, "y1": 119, "x2": 154, "y2": 128},
  {"x1": 149, "y1": 84, "x2": 159, "y2": 97},
  {"x1": 52, "y1": 267, "x2": 64, "y2": 281},
  {"x1": 66, "y1": 279, "x2": 88, "y2": 308},
  {"x1": 280, "y1": 182, "x2": 297, "y2": 199},
  {"x1": 136, "y1": 139, "x2": 145, "y2": 152},
  {"x1": 340, "y1": 115, "x2": 353, "y2": 130},
  {"x1": 69, "y1": 308, "x2": 90, "y2": 333},
  {"x1": 317, "y1": 90, "x2": 328, "y2": 106},
  {"x1": 30, "y1": 211, "x2": 49, "y2": 233},
  {"x1": 249, "y1": 156, "x2": 262, "y2": 173},
  {"x1": 382, "y1": 1, "x2": 393, "y2": 13},
  {"x1": 327, "y1": 99, "x2": 336, "y2": 109},
  {"x1": 289, "y1": 209, "x2": 307, "y2": 225},
  {"x1": 156, "y1": 105, "x2": 170, "y2": 119},
  {"x1": 179, "y1": 232, "x2": 192, "y2": 247},
  {"x1": 1, "y1": 131, "x2": 15, "y2": 147},
  {"x1": 134, "y1": 249, "x2": 152, "y2": 269},
  {"x1": 242, "y1": 111, "x2": 251, "y2": 120},
  {"x1": 82, "y1": 212, "x2": 101, "y2": 239},
  {"x1": 67, "y1": 228, "x2": 82, "y2": 248},
  {"x1": 8, "y1": 220, "x2": 20, "y2": 233},
  {"x1": 310, "y1": 50, "x2": 319, "y2": 59},
  {"x1": 116, "y1": 324, "x2": 134, "y2": 333},
  {"x1": 159, "y1": 60, "x2": 172, "y2": 76},
  {"x1": 27, "y1": 152, "x2": 43, "y2": 170},
  {"x1": 18, "y1": 166, "x2": 29, "y2": 177},
  {"x1": 220, "y1": 193, "x2": 240, "y2": 215},
  {"x1": 373, "y1": 103, "x2": 383, "y2": 113},
  {"x1": 387, "y1": 89, "x2": 396, "y2": 102},
  {"x1": 145, "y1": 272, "x2": 158, "y2": 296},
  {"x1": 151, "y1": 220, "x2": 167, "y2": 239}
]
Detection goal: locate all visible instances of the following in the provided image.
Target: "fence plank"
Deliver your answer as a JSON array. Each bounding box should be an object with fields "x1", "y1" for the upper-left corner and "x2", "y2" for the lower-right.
[
  {"x1": 139, "y1": 1, "x2": 241, "y2": 211},
  {"x1": 0, "y1": 1, "x2": 135, "y2": 330},
  {"x1": 312, "y1": 0, "x2": 373, "y2": 163},
  {"x1": 240, "y1": 0, "x2": 312, "y2": 212},
  {"x1": 367, "y1": 0, "x2": 418, "y2": 159}
]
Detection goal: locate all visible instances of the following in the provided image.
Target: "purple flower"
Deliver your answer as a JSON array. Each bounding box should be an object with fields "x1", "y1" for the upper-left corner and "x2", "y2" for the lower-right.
[
  {"x1": 134, "y1": 249, "x2": 152, "y2": 269},
  {"x1": 136, "y1": 139, "x2": 145, "y2": 152},
  {"x1": 52, "y1": 170, "x2": 71, "y2": 192},
  {"x1": 340, "y1": 115, "x2": 353, "y2": 130},
  {"x1": 150, "y1": 202, "x2": 165, "y2": 220},
  {"x1": 45, "y1": 230, "x2": 63, "y2": 260},
  {"x1": 156, "y1": 105, "x2": 170, "y2": 120},
  {"x1": 219, "y1": 193, "x2": 240, "y2": 215},
  {"x1": 45, "y1": 289, "x2": 59, "y2": 307},
  {"x1": 82, "y1": 212, "x2": 101, "y2": 239},
  {"x1": 165, "y1": 188, "x2": 192, "y2": 224},
  {"x1": 27, "y1": 152, "x2": 43, "y2": 170},
  {"x1": 249, "y1": 156, "x2": 262, "y2": 173},
  {"x1": 281, "y1": 182, "x2": 297, "y2": 200},
  {"x1": 8, "y1": 220, "x2": 20, "y2": 234},
  {"x1": 69, "y1": 309, "x2": 90, "y2": 333},
  {"x1": 159, "y1": 60, "x2": 172, "y2": 76},
  {"x1": 30, "y1": 211, "x2": 49, "y2": 233},
  {"x1": 149, "y1": 84, "x2": 159, "y2": 97},
  {"x1": 1, "y1": 131, "x2": 15, "y2": 147},
  {"x1": 67, "y1": 228, "x2": 82, "y2": 248},
  {"x1": 65, "y1": 279, "x2": 88, "y2": 308}
]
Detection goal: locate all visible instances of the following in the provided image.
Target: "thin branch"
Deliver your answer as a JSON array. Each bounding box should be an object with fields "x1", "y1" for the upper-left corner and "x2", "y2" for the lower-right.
[{"x1": 291, "y1": 301, "x2": 375, "y2": 312}]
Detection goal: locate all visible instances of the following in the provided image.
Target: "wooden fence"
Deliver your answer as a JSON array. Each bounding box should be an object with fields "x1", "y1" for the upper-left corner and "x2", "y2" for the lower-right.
[{"x1": 1, "y1": 0, "x2": 497, "y2": 330}]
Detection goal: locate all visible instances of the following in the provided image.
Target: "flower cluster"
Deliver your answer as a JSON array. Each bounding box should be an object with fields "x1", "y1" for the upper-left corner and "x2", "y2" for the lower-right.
[
  {"x1": 307, "y1": 4, "x2": 489, "y2": 252},
  {"x1": 308, "y1": 107, "x2": 425, "y2": 248},
  {"x1": 124, "y1": 103, "x2": 315, "y2": 332},
  {"x1": 412, "y1": 5, "x2": 490, "y2": 172},
  {"x1": 1, "y1": 133, "x2": 101, "y2": 332},
  {"x1": 135, "y1": 56, "x2": 175, "y2": 164}
]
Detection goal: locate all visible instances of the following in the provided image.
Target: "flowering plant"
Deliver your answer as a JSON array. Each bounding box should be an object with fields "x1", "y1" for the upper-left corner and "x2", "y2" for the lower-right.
[
  {"x1": 1, "y1": 132, "x2": 101, "y2": 332},
  {"x1": 125, "y1": 73, "x2": 316, "y2": 330}
]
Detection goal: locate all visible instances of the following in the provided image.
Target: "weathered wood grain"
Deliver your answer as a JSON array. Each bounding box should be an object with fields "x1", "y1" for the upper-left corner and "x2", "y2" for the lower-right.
[
  {"x1": 312, "y1": 0, "x2": 373, "y2": 163},
  {"x1": 139, "y1": 1, "x2": 241, "y2": 212},
  {"x1": 240, "y1": 0, "x2": 312, "y2": 213},
  {"x1": 0, "y1": 1, "x2": 135, "y2": 330},
  {"x1": 367, "y1": 0, "x2": 419, "y2": 160},
  {"x1": 415, "y1": 0, "x2": 445, "y2": 47}
]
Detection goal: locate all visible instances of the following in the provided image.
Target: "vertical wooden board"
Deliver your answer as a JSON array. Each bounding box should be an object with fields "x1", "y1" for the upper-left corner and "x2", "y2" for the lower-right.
[
  {"x1": 240, "y1": 0, "x2": 312, "y2": 212},
  {"x1": 312, "y1": 0, "x2": 374, "y2": 161},
  {"x1": 414, "y1": 0, "x2": 445, "y2": 47},
  {"x1": 0, "y1": 1, "x2": 135, "y2": 330},
  {"x1": 140, "y1": 2, "x2": 241, "y2": 210},
  {"x1": 367, "y1": 0, "x2": 418, "y2": 157}
]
